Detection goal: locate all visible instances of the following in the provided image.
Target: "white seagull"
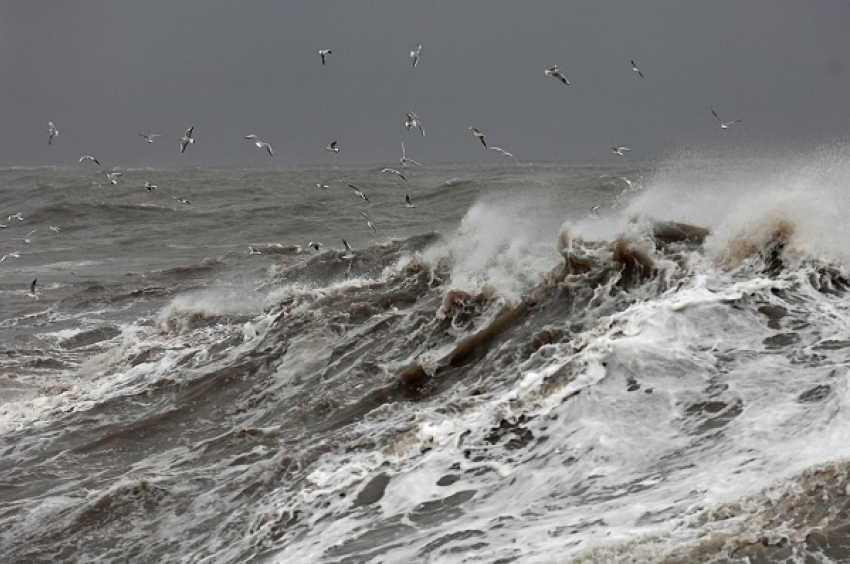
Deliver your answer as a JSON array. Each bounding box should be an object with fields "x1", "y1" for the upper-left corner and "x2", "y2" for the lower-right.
[
  {"x1": 381, "y1": 167, "x2": 406, "y2": 181},
  {"x1": 612, "y1": 146, "x2": 631, "y2": 156},
  {"x1": 7, "y1": 212, "x2": 23, "y2": 222},
  {"x1": 244, "y1": 135, "x2": 273, "y2": 155},
  {"x1": 79, "y1": 155, "x2": 101, "y2": 167},
  {"x1": 469, "y1": 127, "x2": 487, "y2": 147},
  {"x1": 106, "y1": 172, "x2": 122, "y2": 185},
  {"x1": 173, "y1": 197, "x2": 191, "y2": 205},
  {"x1": 326, "y1": 141, "x2": 339, "y2": 153},
  {"x1": 489, "y1": 146, "x2": 520, "y2": 164},
  {"x1": 318, "y1": 49, "x2": 332, "y2": 65},
  {"x1": 410, "y1": 44, "x2": 422, "y2": 67},
  {"x1": 405, "y1": 112, "x2": 425, "y2": 136},
  {"x1": 308, "y1": 241, "x2": 322, "y2": 252},
  {"x1": 256, "y1": 141, "x2": 273, "y2": 156},
  {"x1": 630, "y1": 60, "x2": 644, "y2": 78},
  {"x1": 405, "y1": 194, "x2": 415, "y2": 208},
  {"x1": 47, "y1": 121, "x2": 58, "y2": 145},
  {"x1": 139, "y1": 133, "x2": 161, "y2": 143},
  {"x1": 710, "y1": 108, "x2": 744, "y2": 129},
  {"x1": 316, "y1": 182, "x2": 329, "y2": 190},
  {"x1": 145, "y1": 181, "x2": 157, "y2": 191},
  {"x1": 348, "y1": 184, "x2": 369, "y2": 202},
  {"x1": 400, "y1": 142, "x2": 423, "y2": 167},
  {"x1": 342, "y1": 238, "x2": 355, "y2": 259},
  {"x1": 180, "y1": 127, "x2": 195, "y2": 153},
  {"x1": 49, "y1": 225, "x2": 61, "y2": 232},
  {"x1": 361, "y1": 212, "x2": 377, "y2": 232},
  {"x1": 545, "y1": 66, "x2": 570, "y2": 85}
]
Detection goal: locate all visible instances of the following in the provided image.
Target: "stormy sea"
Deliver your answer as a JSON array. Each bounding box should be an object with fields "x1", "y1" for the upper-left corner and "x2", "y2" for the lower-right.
[{"x1": 3, "y1": 153, "x2": 850, "y2": 563}]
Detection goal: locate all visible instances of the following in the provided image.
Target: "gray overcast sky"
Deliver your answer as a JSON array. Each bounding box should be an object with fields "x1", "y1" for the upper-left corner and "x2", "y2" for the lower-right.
[{"x1": 3, "y1": 1, "x2": 850, "y2": 168}]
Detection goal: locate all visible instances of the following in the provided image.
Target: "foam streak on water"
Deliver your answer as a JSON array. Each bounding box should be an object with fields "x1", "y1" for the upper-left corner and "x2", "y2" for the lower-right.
[{"x1": 3, "y1": 156, "x2": 850, "y2": 562}]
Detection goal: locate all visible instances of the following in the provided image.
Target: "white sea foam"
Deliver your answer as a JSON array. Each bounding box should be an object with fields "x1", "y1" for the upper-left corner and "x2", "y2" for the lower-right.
[{"x1": 423, "y1": 198, "x2": 563, "y2": 303}]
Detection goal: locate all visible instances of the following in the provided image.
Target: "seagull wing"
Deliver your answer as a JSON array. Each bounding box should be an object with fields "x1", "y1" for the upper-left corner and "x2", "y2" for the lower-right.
[{"x1": 710, "y1": 108, "x2": 722, "y2": 122}]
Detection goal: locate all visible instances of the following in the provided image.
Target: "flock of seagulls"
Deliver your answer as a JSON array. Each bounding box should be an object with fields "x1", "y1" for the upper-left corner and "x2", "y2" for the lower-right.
[{"x1": 14, "y1": 45, "x2": 749, "y2": 297}]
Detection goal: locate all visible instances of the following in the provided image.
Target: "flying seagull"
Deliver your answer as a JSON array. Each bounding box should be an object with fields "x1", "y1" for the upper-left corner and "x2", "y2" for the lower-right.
[
  {"x1": 139, "y1": 133, "x2": 161, "y2": 143},
  {"x1": 405, "y1": 112, "x2": 425, "y2": 136},
  {"x1": 47, "y1": 121, "x2": 58, "y2": 145},
  {"x1": 318, "y1": 49, "x2": 332, "y2": 65},
  {"x1": 348, "y1": 183, "x2": 369, "y2": 202},
  {"x1": 173, "y1": 197, "x2": 191, "y2": 205},
  {"x1": 489, "y1": 146, "x2": 520, "y2": 164},
  {"x1": 316, "y1": 182, "x2": 329, "y2": 190},
  {"x1": 49, "y1": 225, "x2": 60, "y2": 233},
  {"x1": 381, "y1": 167, "x2": 406, "y2": 181},
  {"x1": 244, "y1": 135, "x2": 273, "y2": 155},
  {"x1": 590, "y1": 205, "x2": 601, "y2": 218},
  {"x1": 7, "y1": 212, "x2": 23, "y2": 222},
  {"x1": 342, "y1": 238, "x2": 355, "y2": 259},
  {"x1": 630, "y1": 60, "x2": 644, "y2": 78},
  {"x1": 29, "y1": 278, "x2": 38, "y2": 299},
  {"x1": 710, "y1": 108, "x2": 744, "y2": 129},
  {"x1": 612, "y1": 146, "x2": 631, "y2": 156},
  {"x1": 361, "y1": 211, "x2": 377, "y2": 232},
  {"x1": 545, "y1": 66, "x2": 569, "y2": 85},
  {"x1": 308, "y1": 241, "x2": 322, "y2": 252},
  {"x1": 247, "y1": 246, "x2": 262, "y2": 255},
  {"x1": 180, "y1": 127, "x2": 195, "y2": 153},
  {"x1": 410, "y1": 44, "x2": 422, "y2": 67},
  {"x1": 79, "y1": 155, "x2": 101, "y2": 166},
  {"x1": 326, "y1": 141, "x2": 339, "y2": 153},
  {"x1": 469, "y1": 127, "x2": 487, "y2": 147},
  {"x1": 145, "y1": 181, "x2": 157, "y2": 191},
  {"x1": 400, "y1": 142, "x2": 423, "y2": 167},
  {"x1": 405, "y1": 194, "x2": 416, "y2": 208},
  {"x1": 106, "y1": 172, "x2": 122, "y2": 185},
  {"x1": 256, "y1": 141, "x2": 273, "y2": 156}
]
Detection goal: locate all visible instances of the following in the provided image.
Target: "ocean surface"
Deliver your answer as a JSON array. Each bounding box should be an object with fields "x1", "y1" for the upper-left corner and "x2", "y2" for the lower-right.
[{"x1": 3, "y1": 155, "x2": 850, "y2": 563}]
